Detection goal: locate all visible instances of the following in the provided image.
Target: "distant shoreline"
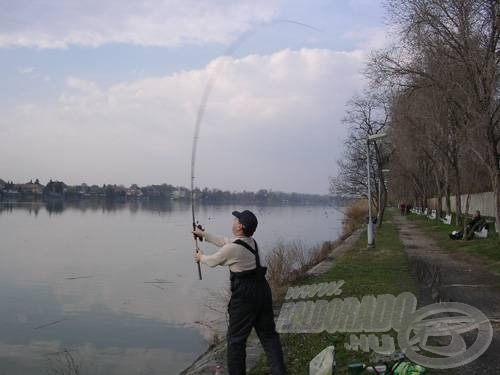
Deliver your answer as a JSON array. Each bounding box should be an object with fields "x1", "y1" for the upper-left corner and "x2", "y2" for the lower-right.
[
  {"x1": 0, "y1": 179, "x2": 344, "y2": 206},
  {"x1": 0, "y1": 197, "x2": 338, "y2": 209}
]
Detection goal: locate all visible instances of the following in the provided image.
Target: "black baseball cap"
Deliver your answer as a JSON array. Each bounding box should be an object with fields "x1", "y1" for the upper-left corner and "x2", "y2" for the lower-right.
[{"x1": 232, "y1": 210, "x2": 258, "y2": 236}]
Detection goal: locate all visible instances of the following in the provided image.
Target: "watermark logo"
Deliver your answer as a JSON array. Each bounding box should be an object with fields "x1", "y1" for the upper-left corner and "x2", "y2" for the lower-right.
[
  {"x1": 284, "y1": 280, "x2": 344, "y2": 300},
  {"x1": 276, "y1": 281, "x2": 493, "y2": 369},
  {"x1": 398, "y1": 302, "x2": 493, "y2": 368}
]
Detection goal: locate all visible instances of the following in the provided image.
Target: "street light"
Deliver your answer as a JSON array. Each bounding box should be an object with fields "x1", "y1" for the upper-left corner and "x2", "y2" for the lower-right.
[{"x1": 367, "y1": 133, "x2": 387, "y2": 247}]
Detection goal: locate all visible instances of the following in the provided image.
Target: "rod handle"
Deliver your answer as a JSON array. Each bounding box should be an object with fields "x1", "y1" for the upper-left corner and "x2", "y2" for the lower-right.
[{"x1": 197, "y1": 260, "x2": 202, "y2": 280}]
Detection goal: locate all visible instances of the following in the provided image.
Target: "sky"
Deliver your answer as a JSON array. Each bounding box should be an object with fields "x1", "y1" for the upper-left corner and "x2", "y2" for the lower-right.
[{"x1": 0, "y1": 0, "x2": 389, "y2": 194}]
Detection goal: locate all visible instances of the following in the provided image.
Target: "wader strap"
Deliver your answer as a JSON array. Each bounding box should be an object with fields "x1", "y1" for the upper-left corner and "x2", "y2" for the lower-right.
[{"x1": 233, "y1": 239, "x2": 262, "y2": 268}]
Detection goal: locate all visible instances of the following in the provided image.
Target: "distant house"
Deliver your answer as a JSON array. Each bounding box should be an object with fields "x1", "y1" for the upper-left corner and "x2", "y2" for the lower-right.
[
  {"x1": 18, "y1": 180, "x2": 44, "y2": 196},
  {"x1": 0, "y1": 180, "x2": 19, "y2": 198},
  {"x1": 3, "y1": 189, "x2": 20, "y2": 198},
  {"x1": 126, "y1": 185, "x2": 143, "y2": 198},
  {"x1": 172, "y1": 188, "x2": 187, "y2": 200}
]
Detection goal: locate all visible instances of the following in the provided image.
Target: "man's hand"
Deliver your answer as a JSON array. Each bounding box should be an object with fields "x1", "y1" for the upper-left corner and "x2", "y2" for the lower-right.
[
  {"x1": 192, "y1": 228, "x2": 204, "y2": 240},
  {"x1": 193, "y1": 249, "x2": 204, "y2": 262}
]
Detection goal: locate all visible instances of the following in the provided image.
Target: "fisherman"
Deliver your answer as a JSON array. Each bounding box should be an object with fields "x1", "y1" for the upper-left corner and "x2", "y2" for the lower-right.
[
  {"x1": 193, "y1": 210, "x2": 287, "y2": 374},
  {"x1": 448, "y1": 210, "x2": 485, "y2": 240},
  {"x1": 464, "y1": 210, "x2": 485, "y2": 240}
]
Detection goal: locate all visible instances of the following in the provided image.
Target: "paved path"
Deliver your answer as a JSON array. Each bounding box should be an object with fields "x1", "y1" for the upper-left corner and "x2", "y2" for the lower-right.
[{"x1": 393, "y1": 215, "x2": 500, "y2": 374}]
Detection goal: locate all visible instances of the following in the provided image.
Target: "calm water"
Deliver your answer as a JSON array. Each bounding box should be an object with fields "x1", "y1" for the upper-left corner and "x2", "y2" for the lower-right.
[{"x1": 0, "y1": 201, "x2": 342, "y2": 374}]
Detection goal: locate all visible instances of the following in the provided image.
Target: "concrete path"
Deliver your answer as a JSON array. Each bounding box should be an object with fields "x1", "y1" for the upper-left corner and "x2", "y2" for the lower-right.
[{"x1": 393, "y1": 215, "x2": 500, "y2": 374}]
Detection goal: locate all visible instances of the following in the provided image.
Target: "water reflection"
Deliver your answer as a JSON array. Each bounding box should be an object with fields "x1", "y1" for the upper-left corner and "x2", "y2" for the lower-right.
[
  {"x1": 0, "y1": 199, "x2": 332, "y2": 216},
  {"x1": 0, "y1": 199, "x2": 196, "y2": 216},
  {"x1": 0, "y1": 280, "x2": 204, "y2": 374},
  {"x1": 0, "y1": 282, "x2": 202, "y2": 351}
]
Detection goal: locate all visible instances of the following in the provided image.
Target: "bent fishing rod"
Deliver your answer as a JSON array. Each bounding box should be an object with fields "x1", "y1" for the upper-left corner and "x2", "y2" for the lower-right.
[{"x1": 190, "y1": 19, "x2": 322, "y2": 280}]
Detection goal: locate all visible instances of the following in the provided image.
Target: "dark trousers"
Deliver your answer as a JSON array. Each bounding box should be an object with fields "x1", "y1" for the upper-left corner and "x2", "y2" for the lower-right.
[{"x1": 227, "y1": 276, "x2": 286, "y2": 374}]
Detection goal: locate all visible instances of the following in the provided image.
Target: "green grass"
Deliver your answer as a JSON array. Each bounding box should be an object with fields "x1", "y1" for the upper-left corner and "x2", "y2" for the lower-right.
[
  {"x1": 407, "y1": 214, "x2": 500, "y2": 274},
  {"x1": 249, "y1": 211, "x2": 438, "y2": 374}
]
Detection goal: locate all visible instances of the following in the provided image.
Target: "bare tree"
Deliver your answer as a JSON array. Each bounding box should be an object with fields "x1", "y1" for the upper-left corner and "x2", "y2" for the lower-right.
[
  {"x1": 331, "y1": 90, "x2": 392, "y2": 226},
  {"x1": 368, "y1": 0, "x2": 499, "y2": 230}
]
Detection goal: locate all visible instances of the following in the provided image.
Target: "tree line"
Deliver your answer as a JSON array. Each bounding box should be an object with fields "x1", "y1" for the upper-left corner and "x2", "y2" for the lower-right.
[
  {"x1": 0, "y1": 179, "x2": 335, "y2": 206},
  {"x1": 331, "y1": 0, "x2": 499, "y2": 231}
]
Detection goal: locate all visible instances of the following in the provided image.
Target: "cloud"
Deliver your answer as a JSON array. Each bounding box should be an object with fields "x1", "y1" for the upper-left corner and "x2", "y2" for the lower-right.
[
  {"x1": 17, "y1": 66, "x2": 35, "y2": 75},
  {"x1": 1, "y1": 48, "x2": 367, "y2": 193},
  {"x1": 0, "y1": 0, "x2": 278, "y2": 48},
  {"x1": 341, "y1": 26, "x2": 394, "y2": 51}
]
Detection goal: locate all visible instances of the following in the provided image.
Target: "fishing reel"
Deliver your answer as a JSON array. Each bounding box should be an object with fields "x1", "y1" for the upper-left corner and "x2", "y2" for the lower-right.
[{"x1": 193, "y1": 222, "x2": 205, "y2": 242}]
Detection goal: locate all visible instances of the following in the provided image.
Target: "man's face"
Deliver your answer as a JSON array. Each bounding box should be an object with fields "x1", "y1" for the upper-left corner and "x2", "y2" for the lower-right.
[{"x1": 232, "y1": 218, "x2": 243, "y2": 236}]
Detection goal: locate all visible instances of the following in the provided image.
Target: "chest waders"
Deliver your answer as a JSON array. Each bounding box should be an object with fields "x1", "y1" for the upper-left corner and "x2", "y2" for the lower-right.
[{"x1": 226, "y1": 239, "x2": 287, "y2": 375}]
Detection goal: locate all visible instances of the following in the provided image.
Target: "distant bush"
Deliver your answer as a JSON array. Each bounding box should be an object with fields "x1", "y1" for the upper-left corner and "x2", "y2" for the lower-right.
[{"x1": 341, "y1": 199, "x2": 368, "y2": 237}]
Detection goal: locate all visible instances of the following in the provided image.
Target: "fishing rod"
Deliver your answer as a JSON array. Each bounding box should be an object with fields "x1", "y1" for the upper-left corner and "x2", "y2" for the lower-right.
[{"x1": 190, "y1": 19, "x2": 322, "y2": 280}]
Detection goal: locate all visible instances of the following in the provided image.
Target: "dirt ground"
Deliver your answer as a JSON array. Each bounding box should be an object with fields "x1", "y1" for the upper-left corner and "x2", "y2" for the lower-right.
[{"x1": 393, "y1": 215, "x2": 500, "y2": 374}]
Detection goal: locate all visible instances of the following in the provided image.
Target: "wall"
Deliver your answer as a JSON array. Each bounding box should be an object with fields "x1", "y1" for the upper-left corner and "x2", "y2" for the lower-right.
[{"x1": 427, "y1": 191, "x2": 494, "y2": 217}]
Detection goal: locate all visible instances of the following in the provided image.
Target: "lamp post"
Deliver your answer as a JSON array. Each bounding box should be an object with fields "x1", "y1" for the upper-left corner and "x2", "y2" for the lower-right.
[{"x1": 366, "y1": 133, "x2": 387, "y2": 247}]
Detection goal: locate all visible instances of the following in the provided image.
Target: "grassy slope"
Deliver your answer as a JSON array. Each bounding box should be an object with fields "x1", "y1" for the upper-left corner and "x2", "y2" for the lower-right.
[
  {"x1": 249, "y1": 212, "x2": 428, "y2": 374},
  {"x1": 407, "y1": 214, "x2": 500, "y2": 274}
]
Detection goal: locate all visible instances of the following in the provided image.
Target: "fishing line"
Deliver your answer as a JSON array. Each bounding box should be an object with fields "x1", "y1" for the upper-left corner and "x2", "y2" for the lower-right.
[{"x1": 191, "y1": 19, "x2": 323, "y2": 280}]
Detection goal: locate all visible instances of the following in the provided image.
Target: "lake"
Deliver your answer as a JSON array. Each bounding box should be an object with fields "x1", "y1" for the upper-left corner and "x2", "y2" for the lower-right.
[{"x1": 0, "y1": 201, "x2": 342, "y2": 374}]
